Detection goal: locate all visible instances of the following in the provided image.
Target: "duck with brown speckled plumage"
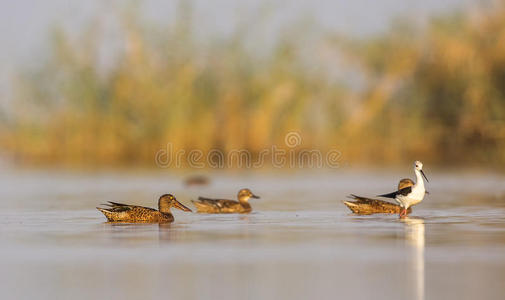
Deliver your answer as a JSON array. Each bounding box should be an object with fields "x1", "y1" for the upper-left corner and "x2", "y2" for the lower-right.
[{"x1": 97, "y1": 194, "x2": 191, "y2": 223}]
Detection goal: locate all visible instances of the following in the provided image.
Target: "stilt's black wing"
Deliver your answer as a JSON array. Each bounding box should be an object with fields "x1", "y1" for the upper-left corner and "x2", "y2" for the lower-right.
[
  {"x1": 397, "y1": 186, "x2": 412, "y2": 196},
  {"x1": 377, "y1": 191, "x2": 398, "y2": 199},
  {"x1": 378, "y1": 186, "x2": 412, "y2": 198}
]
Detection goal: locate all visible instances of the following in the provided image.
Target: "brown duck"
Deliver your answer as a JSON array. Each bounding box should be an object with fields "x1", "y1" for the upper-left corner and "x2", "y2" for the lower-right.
[
  {"x1": 343, "y1": 179, "x2": 414, "y2": 215},
  {"x1": 192, "y1": 188, "x2": 260, "y2": 213},
  {"x1": 184, "y1": 174, "x2": 210, "y2": 187},
  {"x1": 97, "y1": 194, "x2": 192, "y2": 223}
]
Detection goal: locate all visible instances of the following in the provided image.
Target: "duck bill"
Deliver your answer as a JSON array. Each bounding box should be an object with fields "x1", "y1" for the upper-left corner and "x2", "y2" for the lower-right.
[
  {"x1": 251, "y1": 194, "x2": 260, "y2": 199},
  {"x1": 420, "y1": 170, "x2": 429, "y2": 183},
  {"x1": 173, "y1": 200, "x2": 192, "y2": 212}
]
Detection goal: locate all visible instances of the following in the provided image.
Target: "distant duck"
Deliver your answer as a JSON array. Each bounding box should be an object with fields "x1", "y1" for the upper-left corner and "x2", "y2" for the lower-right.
[
  {"x1": 184, "y1": 175, "x2": 210, "y2": 187},
  {"x1": 192, "y1": 188, "x2": 260, "y2": 213},
  {"x1": 343, "y1": 178, "x2": 415, "y2": 215},
  {"x1": 97, "y1": 194, "x2": 192, "y2": 223},
  {"x1": 378, "y1": 161, "x2": 429, "y2": 218}
]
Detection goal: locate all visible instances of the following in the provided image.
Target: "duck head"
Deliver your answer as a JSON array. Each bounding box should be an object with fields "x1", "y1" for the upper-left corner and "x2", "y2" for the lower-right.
[
  {"x1": 159, "y1": 194, "x2": 192, "y2": 213},
  {"x1": 237, "y1": 188, "x2": 260, "y2": 203},
  {"x1": 398, "y1": 178, "x2": 415, "y2": 190}
]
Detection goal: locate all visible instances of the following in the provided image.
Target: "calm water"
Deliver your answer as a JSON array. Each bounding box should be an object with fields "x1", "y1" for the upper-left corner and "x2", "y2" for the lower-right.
[{"x1": 1, "y1": 169, "x2": 505, "y2": 300}]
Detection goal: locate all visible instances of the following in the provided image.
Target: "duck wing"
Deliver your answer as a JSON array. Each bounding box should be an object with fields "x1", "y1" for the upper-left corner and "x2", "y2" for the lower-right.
[
  {"x1": 101, "y1": 201, "x2": 156, "y2": 212},
  {"x1": 194, "y1": 197, "x2": 238, "y2": 208},
  {"x1": 343, "y1": 194, "x2": 410, "y2": 215}
]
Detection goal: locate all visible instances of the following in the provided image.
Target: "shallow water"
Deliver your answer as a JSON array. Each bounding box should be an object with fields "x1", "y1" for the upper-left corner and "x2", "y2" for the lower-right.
[{"x1": 1, "y1": 169, "x2": 505, "y2": 300}]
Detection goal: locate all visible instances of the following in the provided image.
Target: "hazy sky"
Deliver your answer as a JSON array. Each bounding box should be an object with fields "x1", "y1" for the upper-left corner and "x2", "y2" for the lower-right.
[{"x1": 0, "y1": 0, "x2": 482, "y2": 101}]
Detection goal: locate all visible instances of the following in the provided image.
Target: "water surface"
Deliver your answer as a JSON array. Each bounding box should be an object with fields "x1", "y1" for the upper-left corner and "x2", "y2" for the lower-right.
[{"x1": 1, "y1": 170, "x2": 504, "y2": 299}]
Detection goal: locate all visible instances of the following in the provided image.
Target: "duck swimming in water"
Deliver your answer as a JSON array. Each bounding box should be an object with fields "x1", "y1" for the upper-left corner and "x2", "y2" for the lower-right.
[
  {"x1": 97, "y1": 194, "x2": 192, "y2": 223},
  {"x1": 192, "y1": 188, "x2": 260, "y2": 214},
  {"x1": 343, "y1": 178, "x2": 415, "y2": 215}
]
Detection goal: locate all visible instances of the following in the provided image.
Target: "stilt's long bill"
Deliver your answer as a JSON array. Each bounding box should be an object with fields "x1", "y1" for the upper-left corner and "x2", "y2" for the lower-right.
[{"x1": 378, "y1": 161, "x2": 429, "y2": 218}]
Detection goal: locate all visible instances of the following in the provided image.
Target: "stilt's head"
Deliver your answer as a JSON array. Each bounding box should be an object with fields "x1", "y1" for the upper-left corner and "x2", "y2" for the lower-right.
[
  {"x1": 414, "y1": 161, "x2": 429, "y2": 182},
  {"x1": 237, "y1": 188, "x2": 260, "y2": 203},
  {"x1": 159, "y1": 194, "x2": 192, "y2": 213}
]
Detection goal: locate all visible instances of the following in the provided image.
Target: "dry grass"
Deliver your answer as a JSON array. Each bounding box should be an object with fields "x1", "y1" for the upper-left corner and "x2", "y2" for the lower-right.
[{"x1": 2, "y1": 2, "x2": 505, "y2": 168}]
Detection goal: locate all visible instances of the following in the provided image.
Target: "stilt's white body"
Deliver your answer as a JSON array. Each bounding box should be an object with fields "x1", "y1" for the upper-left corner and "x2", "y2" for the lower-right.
[{"x1": 396, "y1": 167, "x2": 426, "y2": 209}]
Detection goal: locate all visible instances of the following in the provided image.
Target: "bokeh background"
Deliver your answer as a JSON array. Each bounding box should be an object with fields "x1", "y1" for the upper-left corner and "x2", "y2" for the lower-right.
[{"x1": 1, "y1": 0, "x2": 504, "y2": 169}]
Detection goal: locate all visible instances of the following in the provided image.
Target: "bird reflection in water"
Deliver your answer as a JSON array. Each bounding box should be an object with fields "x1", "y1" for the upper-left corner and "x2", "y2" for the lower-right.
[
  {"x1": 157, "y1": 223, "x2": 191, "y2": 243},
  {"x1": 401, "y1": 217, "x2": 425, "y2": 300},
  {"x1": 238, "y1": 214, "x2": 250, "y2": 222},
  {"x1": 99, "y1": 222, "x2": 187, "y2": 244}
]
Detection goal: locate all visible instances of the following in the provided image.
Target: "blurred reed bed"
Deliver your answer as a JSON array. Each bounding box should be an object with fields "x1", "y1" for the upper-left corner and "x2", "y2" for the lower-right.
[
  {"x1": 334, "y1": 1, "x2": 505, "y2": 165},
  {"x1": 1, "y1": 2, "x2": 505, "y2": 168}
]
